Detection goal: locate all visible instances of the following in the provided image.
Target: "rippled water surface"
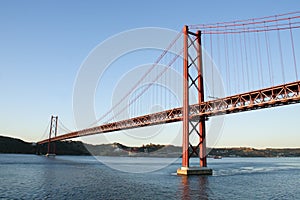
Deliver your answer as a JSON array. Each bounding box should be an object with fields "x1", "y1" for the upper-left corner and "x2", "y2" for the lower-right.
[{"x1": 0, "y1": 154, "x2": 299, "y2": 199}]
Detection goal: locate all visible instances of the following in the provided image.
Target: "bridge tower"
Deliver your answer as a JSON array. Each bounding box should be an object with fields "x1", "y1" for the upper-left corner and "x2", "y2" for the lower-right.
[
  {"x1": 46, "y1": 115, "x2": 58, "y2": 157},
  {"x1": 177, "y1": 26, "x2": 212, "y2": 175}
]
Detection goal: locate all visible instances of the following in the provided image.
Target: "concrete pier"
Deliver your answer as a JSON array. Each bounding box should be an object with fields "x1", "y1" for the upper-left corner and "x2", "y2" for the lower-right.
[
  {"x1": 177, "y1": 167, "x2": 213, "y2": 176},
  {"x1": 45, "y1": 153, "x2": 56, "y2": 157}
]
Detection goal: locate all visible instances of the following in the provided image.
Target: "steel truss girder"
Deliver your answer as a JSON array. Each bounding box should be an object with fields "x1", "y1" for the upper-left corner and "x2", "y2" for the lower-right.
[{"x1": 38, "y1": 80, "x2": 300, "y2": 145}]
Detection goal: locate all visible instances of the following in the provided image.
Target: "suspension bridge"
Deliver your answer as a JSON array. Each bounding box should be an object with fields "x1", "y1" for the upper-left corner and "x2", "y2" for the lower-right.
[{"x1": 37, "y1": 12, "x2": 300, "y2": 175}]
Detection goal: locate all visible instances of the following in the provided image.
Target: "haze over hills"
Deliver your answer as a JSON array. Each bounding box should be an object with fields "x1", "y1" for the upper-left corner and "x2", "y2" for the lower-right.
[{"x1": 0, "y1": 135, "x2": 299, "y2": 157}]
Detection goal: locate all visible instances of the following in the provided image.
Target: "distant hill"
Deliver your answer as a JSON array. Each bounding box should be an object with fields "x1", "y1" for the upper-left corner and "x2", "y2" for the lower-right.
[
  {"x1": 0, "y1": 135, "x2": 90, "y2": 155},
  {"x1": 208, "y1": 147, "x2": 300, "y2": 157},
  {"x1": 0, "y1": 135, "x2": 300, "y2": 157},
  {"x1": 0, "y1": 136, "x2": 36, "y2": 154}
]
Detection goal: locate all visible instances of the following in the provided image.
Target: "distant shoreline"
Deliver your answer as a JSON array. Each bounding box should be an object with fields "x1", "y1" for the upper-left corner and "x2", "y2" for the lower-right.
[{"x1": 1, "y1": 135, "x2": 299, "y2": 157}]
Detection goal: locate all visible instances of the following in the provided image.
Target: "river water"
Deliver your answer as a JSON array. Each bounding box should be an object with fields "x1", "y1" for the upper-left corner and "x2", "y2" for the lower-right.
[{"x1": 0, "y1": 154, "x2": 299, "y2": 199}]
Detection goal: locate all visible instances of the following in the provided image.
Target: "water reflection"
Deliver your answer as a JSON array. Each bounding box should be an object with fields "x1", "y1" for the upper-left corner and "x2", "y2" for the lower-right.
[{"x1": 180, "y1": 176, "x2": 210, "y2": 200}]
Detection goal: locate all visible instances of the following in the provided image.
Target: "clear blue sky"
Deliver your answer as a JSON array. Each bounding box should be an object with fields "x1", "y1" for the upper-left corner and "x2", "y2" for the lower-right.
[{"x1": 0, "y1": 0, "x2": 299, "y2": 148}]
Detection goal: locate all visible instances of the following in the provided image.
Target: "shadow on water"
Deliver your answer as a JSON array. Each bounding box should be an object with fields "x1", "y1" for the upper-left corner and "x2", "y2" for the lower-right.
[{"x1": 179, "y1": 176, "x2": 210, "y2": 200}]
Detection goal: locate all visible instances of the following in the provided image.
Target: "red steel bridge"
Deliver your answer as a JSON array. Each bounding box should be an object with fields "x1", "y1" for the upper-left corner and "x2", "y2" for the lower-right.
[{"x1": 38, "y1": 12, "x2": 300, "y2": 175}]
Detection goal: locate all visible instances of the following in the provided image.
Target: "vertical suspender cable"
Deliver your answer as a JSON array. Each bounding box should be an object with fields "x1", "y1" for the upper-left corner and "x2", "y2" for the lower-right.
[
  {"x1": 289, "y1": 18, "x2": 298, "y2": 81},
  {"x1": 264, "y1": 22, "x2": 274, "y2": 86},
  {"x1": 247, "y1": 27, "x2": 254, "y2": 89},
  {"x1": 230, "y1": 35, "x2": 238, "y2": 93},
  {"x1": 239, "y1": 31, "x2": 246, "y2": 92},
  {"x1": 276, "y1": 16, "x2": 286, "y2": 83},
  {"x1": 243, "y1": 26, "x2": 250, "y2": 90},
  {"x1": 224, "y1": 26, "x2": 230, "y2": 94},
  {"x1": 254, "y1": 29, "x2": 264, "y2": 88},
  {"x1": 233, "y1": 31, "x2": 240, "y2": 93},
  {"x1": 210, "y1": 33, "x2": 214, "y2": 97}
]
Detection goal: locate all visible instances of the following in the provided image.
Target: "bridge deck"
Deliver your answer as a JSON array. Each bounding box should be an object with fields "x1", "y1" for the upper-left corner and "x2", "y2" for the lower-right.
[{"x1": 38, "y1": 81, "x2": 300, "y2": 144}]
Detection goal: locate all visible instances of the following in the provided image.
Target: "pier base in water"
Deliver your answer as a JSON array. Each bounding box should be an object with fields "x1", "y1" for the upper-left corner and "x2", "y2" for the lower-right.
[
  {"x1": 177, "y1": 167, "x2": 212, "y2": 176},
  {"x1": 45, "y1": 153, "x2": 56, "y2": 157}
]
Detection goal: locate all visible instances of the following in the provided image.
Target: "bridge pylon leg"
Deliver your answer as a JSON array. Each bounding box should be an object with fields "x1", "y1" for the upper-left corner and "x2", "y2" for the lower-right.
[
  {"x1": 177, "y1": 26, "x2": 212, "y2": 176},
  {"x1": 46, "y1": 115, "x2": 58, "y2": 157}
]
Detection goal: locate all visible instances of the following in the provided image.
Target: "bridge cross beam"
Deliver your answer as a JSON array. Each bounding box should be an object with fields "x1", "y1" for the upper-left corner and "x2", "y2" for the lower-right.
[{"x1": 177, "y1": 26, "x2": 212, "y2": 175}]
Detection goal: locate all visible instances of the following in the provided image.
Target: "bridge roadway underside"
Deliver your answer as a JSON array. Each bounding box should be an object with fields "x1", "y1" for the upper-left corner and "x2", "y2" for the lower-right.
[{"x1": 38, "y1": 81, "x2": 300, "y2": 144}]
